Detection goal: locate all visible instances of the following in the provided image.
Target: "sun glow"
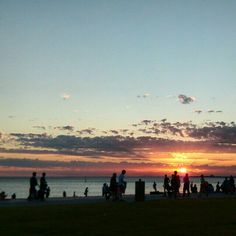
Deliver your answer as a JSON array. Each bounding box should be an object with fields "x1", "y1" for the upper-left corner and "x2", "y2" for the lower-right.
[{"x1": 179, "y1": 167, "x2": 187, "y2": 174}]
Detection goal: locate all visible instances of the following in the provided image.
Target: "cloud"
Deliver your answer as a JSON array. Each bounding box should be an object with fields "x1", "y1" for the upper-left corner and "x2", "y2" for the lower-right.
[
  {"x1": 61, "y1": 93, "x2": 70, "y2": 100},
  {"x1": 77, "y1": 128, "x2": 96, "y2": 135},
  {"x1": 137, "y1": 93, "x2": 151, "y2": 98},
  {"x1": 54, "y1": 126, "x2": 74, "y2": 132},
  {"x1": 207, "y1": 110, "x2": 223, "y2": 113},
  {"x1": 109, "y1": 130, "x2": 119, "y2": 135},
  {"x1": 207, "y1": 110, "x2": 215, "y2": 113},
  {"x1": 33, "y1": 126, "x2": 46, "y2": 130},
  {"x1": 194, "y1": 110, "x2": 203, "y2": 114},
  {"x1": 178, "y1": 94, "x2": 195, "y2": 104}
]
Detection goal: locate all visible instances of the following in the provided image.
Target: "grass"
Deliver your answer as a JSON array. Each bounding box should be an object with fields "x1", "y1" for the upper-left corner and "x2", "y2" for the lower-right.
[{"x1": 0, "y1": 198, "x2": 236, "y2": 236}]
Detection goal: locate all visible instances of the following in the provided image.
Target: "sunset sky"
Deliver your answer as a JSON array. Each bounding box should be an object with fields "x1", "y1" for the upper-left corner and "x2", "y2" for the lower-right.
[{"x1": 0, "y1": 0, "x2": 236, "y2": 176}]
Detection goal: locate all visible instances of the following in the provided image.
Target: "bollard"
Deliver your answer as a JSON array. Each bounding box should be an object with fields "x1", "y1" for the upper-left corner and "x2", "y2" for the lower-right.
[{"x1": 135, "y1": 179, "x2": 145, "y2": 201}]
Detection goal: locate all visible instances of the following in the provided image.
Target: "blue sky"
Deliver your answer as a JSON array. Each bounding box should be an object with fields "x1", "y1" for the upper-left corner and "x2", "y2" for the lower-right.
[{"x1": 1, "y1": 0, "x2": 236, "y2": 134}]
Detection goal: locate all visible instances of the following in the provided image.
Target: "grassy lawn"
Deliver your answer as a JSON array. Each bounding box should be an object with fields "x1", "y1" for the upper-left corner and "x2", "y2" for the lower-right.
[{"x1": 0, "y1": 198, "x2": 236, "y2": 236}]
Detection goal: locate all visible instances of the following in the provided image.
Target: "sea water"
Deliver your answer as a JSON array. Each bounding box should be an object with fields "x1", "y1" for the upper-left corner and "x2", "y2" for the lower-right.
[{"x1": 0, "y1": 176, "x2": 226, "y2": 199}]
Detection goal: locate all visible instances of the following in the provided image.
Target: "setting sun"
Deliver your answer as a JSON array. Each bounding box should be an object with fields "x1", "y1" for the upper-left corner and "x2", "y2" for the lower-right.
[{"x1": 179, "y1": 167, "x2": 187, "y2": 174}]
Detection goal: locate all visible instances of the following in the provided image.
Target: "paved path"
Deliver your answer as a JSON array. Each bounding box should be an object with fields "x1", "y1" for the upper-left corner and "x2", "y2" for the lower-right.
[{"x1": 0, "y1": 193, "x2": 236, "y2": 207}]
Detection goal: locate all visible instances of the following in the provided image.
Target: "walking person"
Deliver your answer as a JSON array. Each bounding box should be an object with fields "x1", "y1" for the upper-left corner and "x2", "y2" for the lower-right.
[
  {"x1": 153, "y1": 181, "x2": 157, "y2": 192},
  {"x1": 39, "y1": 172, "x2": 47, "y2": 200},
  {"x1": 84, "y1": 187, "x2": 88, "y2": 197}
]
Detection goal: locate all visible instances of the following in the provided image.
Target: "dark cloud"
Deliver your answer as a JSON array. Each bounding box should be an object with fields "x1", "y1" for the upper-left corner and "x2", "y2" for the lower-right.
[
  {"x1": 194, "y1": 110, "x2": 203, "y2": 114},
  {"x1": 109, "y1": 130, "x2": 119, "y2": 135},
  {"x1": 178, "y1": 94, "x2": 195, "y2": 104},
  {"x1": 33, "y1": 126, "x2": 46, "y2": 130},
  {"x1": 54, "y1": 126, "x2": 74, "y2": 132},
  {"x1": 77, "y1": 128, "x2": 95, "y2": 135},
  {"x1": 207, "y1": 110, "x2": 215, "y2": 113}
]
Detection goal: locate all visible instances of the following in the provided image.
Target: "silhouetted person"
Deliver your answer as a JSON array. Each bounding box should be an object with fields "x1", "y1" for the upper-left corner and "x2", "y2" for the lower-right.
[
  {"x1": 200, "y1": 175, "x2": 208, "y2": 196},
  {"x1": 118, "y1": 170, "x2": 127, "y2": 199},
  {"x1": 171, "y1": 171, "x2": 180, "y2": 198},
  {"x1": 183, "y1": 173, "x2": 190, "y2": 197},
  {"x1": 192, "y1": 184, "x2": 198, "y2": 193},
  {"x1": 39, "y1": 172, "x2": 47, "y2": 200},
  {"x1": 110, "y1": 173, "x2": 117, "y2": 201},
  {"x1": 28, "y1": 172, "x2": 38, "y2": 200},
  {"x1": 84, "y1": 187, "x2": 88, "y2": 197},
  {"x1": 163, "y1": 174, "x2": 170, "y2": 196},
  {"x1": 190, "y1": 182, "x2": 194, "y2": 193},
  {"x1": 153, "y1": 181, "x2": 157, "y2": 192},
  {"x1": 0, "y1": 191, "x2": 7, "y2": 200},
  {"x1": 215, "y1": 182, "x2": 221, "y2": 193},
  {"x1": 229, "y1": 175, "x2": 235, "y2": 193},
  {"x1": 11, "y1": 193, "x2": 16, "y2": 200},
  {"x1": 46, "y1": 187, "x2": 50, "y2": 198},
  {"x1": 63, "y1": 191, "x2": 67, "y2": 198},
  {"x1": 102, "y1": 183, "x2": 110, "y2": 200},
  {"x1": 221, "y1": 177, "x2": 230, "y2": 194},
  {"x1": 73, "y1": 191, "x2": 76, "y2": 198}
]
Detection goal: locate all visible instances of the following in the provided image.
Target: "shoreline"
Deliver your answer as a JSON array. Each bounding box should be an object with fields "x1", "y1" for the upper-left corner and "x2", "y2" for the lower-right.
[{"x1": 1, "y1": 192, "x2": 236, "y2": 207}]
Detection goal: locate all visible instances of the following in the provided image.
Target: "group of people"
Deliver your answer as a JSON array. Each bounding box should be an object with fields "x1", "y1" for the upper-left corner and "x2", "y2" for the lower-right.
[
  {"x1": 161, "y1": 171, "x2": 236, "y2": 198},
  {"x1": 102, "y1": 169, "x2": 127, "y2": 201},
  {"x1": 28, "y1": 172, "x2": 50, "y2": 201},
  {"x1": 216, "y1": 176, "x2": 235, "y2": 194}
]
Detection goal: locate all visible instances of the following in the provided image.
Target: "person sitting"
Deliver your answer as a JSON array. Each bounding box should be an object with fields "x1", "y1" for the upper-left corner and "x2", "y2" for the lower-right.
[
  {"x1": 192, "y1": 184, "x2": 198, "y2": 193},
  {"x1": 102, "y1": 183, "x2": 110, "y2": 200},
  {"x1": 215, "y1": 182, "x2": 221, "y2": 193},
  {"x1": 0, "y1": 191, "x2": 7, "y2": 200}
]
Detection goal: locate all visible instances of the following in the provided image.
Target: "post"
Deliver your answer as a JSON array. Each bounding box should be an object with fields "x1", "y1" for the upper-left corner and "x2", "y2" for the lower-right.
[{"x1": 135, "y1": 179, "x2": 145, "y2": 201}]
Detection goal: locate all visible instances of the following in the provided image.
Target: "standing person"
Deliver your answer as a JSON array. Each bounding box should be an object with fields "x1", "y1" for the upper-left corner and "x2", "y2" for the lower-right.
[
  {"x1": 183, "y1": 173, "x2": 190, "y2": 197},
  {"x1": 110, "y1": 173, "x2": 117, "y2": 201},
  {"x1": 118, "y1": 169, "x2": 127, "y2": 199},
  {"x1": 153, "y1": 181, "x2": 157, "y2": 192},
  {"x1": 84, "y1": 187, "x2": 88, "y2": 197},
  {"x1": 229, "y1": 175, "x2": 235, "y2": 193},
  {"x1": 28, "y1": 172, "x2": 38, "y2": 200},
  {"x1": 164, "y1": 175, "x2": 170, "y2": 196},
  {"x1": 171, "y1": 171, "x2": 180, "y2": 198},
  {"x1": 39, "y1": 172, "x2": 47, "y2": 200}
]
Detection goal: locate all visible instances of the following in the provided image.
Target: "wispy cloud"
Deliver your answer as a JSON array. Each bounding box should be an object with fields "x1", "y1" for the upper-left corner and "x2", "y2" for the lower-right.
[
  {"x1": 61, "y1": 93, "x2": 71, "y2": 100},
  {"x1": 194, "y1": 110, "x2": 203, "y2": 114},
  {"x1": 178, "y1": 94, "x2": 195, "y2": 104},
  {"x1": 137, "y1": 93, "x2": 151, "y2": 98},
  {"x1": 33, "y1": 126, "x2": 46, "y2": 130},
  {"x1": 54, "y1": 126, "x2": 74, "y2": 132}
]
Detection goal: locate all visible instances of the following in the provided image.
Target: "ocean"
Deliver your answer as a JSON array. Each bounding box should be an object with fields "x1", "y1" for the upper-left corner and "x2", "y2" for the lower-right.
[{"x1": 0, "y1": 176, "x2": 227, "y2": 199}]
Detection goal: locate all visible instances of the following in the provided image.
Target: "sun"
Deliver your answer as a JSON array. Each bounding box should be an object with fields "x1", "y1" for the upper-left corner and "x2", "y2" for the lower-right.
[{"x1": 179, "y1": 167, "x2": 187, "y2": 174}]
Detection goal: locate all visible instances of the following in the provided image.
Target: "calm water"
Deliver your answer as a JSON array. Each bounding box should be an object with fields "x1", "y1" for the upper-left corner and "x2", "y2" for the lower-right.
[{"x1": 0, "y1": 176, "x2": 226, "y2": 199}]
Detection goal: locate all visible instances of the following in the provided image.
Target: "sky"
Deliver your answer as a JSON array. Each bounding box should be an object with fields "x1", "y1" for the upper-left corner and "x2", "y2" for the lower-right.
[{"x1": 0, "y1": 0, "x2": 236, "y2": 176}]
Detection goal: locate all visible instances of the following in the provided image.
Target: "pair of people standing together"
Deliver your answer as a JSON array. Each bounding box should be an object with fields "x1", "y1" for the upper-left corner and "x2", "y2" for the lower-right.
[
  {"x1": 28, "y1": 172, "x2": 49, "y2": 200},
  {"x1": 110, "y1": 169, "x2": 127, "y2": 201}
]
